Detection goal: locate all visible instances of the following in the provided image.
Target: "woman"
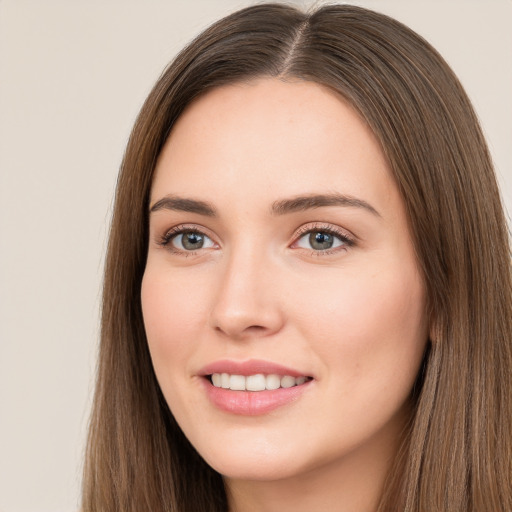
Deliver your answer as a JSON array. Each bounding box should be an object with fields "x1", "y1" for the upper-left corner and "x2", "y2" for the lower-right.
[{"x1": 82, "y1": 3, "x2": 512, "y2": 511}]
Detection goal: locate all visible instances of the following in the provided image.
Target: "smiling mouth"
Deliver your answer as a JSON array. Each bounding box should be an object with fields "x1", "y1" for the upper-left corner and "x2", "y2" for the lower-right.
[{"x1": 208, "y1": 373, "x2": 313, "y2": 392}]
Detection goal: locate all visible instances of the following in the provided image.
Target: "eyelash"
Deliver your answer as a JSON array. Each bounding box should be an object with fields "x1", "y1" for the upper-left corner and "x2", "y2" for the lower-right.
[
  {"x1": 156, "y1": 224, "x2": 213, "y2": 256},
  {"x1": 156, "y1": 223, "x2": 355, "y2": 257},
  {"x1": 293, "y1": 224, "x2": 355, "y2": 256}
]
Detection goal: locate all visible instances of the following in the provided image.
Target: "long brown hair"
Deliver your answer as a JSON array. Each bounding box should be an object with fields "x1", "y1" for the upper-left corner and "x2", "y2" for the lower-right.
[{"x1": 82, "y1": 4, "x2": 512, "y2": 511}]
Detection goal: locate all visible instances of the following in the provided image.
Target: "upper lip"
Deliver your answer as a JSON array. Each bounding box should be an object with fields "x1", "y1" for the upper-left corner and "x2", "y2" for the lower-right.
[{"x1": 198, "y1": 359, "x2": 312, "y2": 378}]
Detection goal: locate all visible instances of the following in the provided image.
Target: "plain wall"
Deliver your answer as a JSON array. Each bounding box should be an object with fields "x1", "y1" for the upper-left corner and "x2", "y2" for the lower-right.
[{"x1": 0, "y1": 1, "x2": 510, "y2": 511}]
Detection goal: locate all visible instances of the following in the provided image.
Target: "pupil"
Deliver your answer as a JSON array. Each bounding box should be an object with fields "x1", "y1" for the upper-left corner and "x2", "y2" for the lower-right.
[
  {"x1": 309, "y1": 232, "x2": 333, "y2": 250},
  {"x1": 183, "y1": 232, "x2": 204, "y2": 250}
]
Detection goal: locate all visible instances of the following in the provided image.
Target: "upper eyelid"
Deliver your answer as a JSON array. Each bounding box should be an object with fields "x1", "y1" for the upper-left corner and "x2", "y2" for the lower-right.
[
  {"x1": 154, "y1": 224, "x2": 219, "y2": 251},
  {"x1": 292, "y1": 222, "x2": 355, "y2": 241},
  {"x1": 163, "y1": 223, "x2": 216, "y2": 239}
]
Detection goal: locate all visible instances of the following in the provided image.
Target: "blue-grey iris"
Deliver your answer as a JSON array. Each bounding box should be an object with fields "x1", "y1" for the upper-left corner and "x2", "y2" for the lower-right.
[{"x1": 310, "y1": 232, "x2": 334, "y2": 250}]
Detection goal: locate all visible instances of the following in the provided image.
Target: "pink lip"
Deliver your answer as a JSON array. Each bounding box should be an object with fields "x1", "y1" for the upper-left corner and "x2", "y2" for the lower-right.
[
  {"x1": 199, "y1": 359, "x2": 310, "y2": 378},
  {"x1": 198, "y1": 359, "x2": 314, "y2": 416}
]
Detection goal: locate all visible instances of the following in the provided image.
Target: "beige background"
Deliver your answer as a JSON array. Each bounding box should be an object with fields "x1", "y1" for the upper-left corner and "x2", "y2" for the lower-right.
[{"x1": 0, "y1": 1, "x2": 510, "y2": 511}]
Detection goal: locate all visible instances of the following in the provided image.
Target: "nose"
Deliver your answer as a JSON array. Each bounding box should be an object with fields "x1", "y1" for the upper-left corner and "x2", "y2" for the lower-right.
[{"x1": 209, "y1": 245, "x2": 285, "y2": 340}]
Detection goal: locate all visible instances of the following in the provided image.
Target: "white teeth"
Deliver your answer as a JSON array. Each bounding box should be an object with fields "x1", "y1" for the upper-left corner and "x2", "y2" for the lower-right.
[
  {"x1": 266, "y1": 374, "x2": 281, "y2": 390},
  {"x1": 229, "y1": 374, "x2": 246, "y2": 391},
  {"x1": 295, "y1": 376, "x2": 306, "y2": 386},
  {"x1": 246, "y1": 374, "x2": 266, "y2": 391},
  {"x1": 210, "y1": 373, "x2": 310, "y2": 391},
  {"x1": 280, "y1": 375, "x2": 296, "y2": 388},
  {"x1": 211, "y1": 373, "x2": 222, "y2": 387}
]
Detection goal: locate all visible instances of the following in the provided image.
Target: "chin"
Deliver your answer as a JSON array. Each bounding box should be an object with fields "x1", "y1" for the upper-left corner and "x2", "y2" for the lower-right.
[
  {"x1": 198, "y1": 438, "x2": 308, "y2": 482},
  {"x1": 210, "y1": 458, "x2": 302, "y2": 482}
]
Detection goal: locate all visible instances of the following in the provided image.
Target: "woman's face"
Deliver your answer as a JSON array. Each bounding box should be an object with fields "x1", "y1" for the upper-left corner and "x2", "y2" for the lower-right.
[{"x1": 142, "y1": 78, "x2": 428, "y2": 483}]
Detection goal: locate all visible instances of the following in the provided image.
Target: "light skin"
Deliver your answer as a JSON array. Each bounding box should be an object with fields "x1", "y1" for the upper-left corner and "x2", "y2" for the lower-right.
[{"x1": 141, "y1": 78, "x2": 429, "y2": 512}]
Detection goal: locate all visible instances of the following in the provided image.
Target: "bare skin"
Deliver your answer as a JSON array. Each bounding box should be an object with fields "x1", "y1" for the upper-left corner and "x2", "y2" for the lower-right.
[{"x1": 142, "y1": 78, "x2": 428, "y2": 512}]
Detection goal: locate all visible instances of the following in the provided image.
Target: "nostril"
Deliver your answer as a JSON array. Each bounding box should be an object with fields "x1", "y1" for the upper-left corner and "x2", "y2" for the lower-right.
[
  {"x1": 245, "y1": 325, "x2": 267, "y2": 333},
  {"x1": 214, "y1": 324, "x2": 271, "y2": 339}
]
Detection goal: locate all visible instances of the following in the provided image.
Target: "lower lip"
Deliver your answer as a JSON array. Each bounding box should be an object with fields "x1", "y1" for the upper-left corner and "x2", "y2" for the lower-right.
[{"x1": 202, "y1": 378, "x2": 312, "y2": 416}]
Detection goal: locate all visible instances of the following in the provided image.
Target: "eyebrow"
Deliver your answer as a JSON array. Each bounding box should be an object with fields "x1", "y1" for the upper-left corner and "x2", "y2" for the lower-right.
[
  {"x1": 271, "y1": 193, "x2": 380, "y2": 217},
  {"x1": 150, "y1": 195, "x2": 217, "y2": 216},
  {"x1": 149, "y1": 193, "x2": 380, "y2": 217}
]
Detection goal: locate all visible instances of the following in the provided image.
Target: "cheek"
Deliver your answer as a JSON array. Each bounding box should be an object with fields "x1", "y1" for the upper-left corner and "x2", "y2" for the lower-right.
[
  {"x1": 141, "y1": 267, "x2": 210, "y2": 372},
  {"x1": 141, "y1": 266, "x2": 214, "y2": 424},
  {"x1": 294, "y1": 260, "x2": 424, "y2": 331},
  {"x1": 290, "y1": 262, "x2": 427, "y2": 389}
]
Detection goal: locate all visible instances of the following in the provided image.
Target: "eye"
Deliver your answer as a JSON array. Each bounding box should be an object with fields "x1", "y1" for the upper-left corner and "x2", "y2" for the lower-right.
[
  {"x1": 171, "y1": 231, "x2": 215, "y2": 251},
  {"x1": 157, "y1": 225, "x2": 217, "y2": 254},
  {"x1": 293, "y1": 225, "x2": 354, "y2": 254}
]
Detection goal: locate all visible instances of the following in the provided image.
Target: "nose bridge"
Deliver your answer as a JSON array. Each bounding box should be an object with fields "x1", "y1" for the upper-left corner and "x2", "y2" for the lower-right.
[{"x1": 209, "y1": 239, "x2": 283, "y2": 339}]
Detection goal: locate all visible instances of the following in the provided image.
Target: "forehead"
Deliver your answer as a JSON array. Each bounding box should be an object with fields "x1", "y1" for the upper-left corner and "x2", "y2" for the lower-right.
[{"x1": 151, "y1": 78, "x2": 399, "y2": 219}]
